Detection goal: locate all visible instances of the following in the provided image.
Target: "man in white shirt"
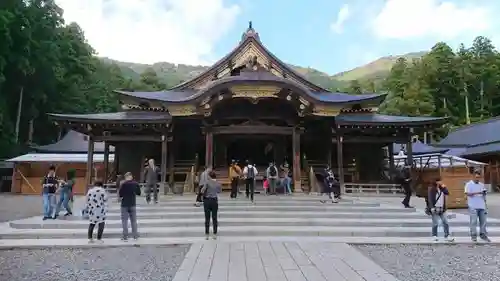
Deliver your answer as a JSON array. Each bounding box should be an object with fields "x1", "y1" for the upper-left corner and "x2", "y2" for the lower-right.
[
  {"x1": 464, "y1": 170, "x2": 491, "y2": 242},
  {"x1": 243, "y1": 160, "x2": 258, "y2": 202}
]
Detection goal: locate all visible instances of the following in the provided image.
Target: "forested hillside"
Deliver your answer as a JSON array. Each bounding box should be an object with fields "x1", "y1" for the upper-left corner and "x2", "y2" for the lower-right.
[{"x1": 1, "y1": 1, "x2": 499, "y2": 158}]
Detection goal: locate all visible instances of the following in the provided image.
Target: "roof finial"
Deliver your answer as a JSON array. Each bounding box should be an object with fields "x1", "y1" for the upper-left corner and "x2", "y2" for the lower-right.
[{"x1": 248, "y1": 21, "x2": 252, "y2": 29}]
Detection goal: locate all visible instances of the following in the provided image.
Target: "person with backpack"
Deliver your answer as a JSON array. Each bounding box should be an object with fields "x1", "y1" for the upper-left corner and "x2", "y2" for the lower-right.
[
  {"x1": 427, "y1": 177, "x2": 454, "y2": 242},
  {"x1": 243, "y1": 160, "x2": 258, "y2": 202},
  {"x1": 266, "y1": 162, "x2": 278, "y2": 195}
]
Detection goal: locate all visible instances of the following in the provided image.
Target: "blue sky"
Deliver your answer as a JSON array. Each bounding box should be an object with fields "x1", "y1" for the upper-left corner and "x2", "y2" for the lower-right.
[{"x1": 58, "y1": 0, "x2": 500, "y2": 75}]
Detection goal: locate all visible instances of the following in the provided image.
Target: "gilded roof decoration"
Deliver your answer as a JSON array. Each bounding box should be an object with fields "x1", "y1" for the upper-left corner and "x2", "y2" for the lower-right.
[{"x1": 230, "y1": 85, "x2": 281, "y2": 99}]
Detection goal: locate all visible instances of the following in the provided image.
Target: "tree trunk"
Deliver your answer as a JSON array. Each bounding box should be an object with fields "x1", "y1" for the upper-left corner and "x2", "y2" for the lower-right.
[
  {"x1": 14, "y1": 86, "x2": 24, "y2": 143},
  {"x1": 27, "y1": 119, "x2": 34, "y2": 144}
]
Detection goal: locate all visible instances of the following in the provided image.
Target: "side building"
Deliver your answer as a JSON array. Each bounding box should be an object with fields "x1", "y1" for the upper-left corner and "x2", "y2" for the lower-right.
[{"x1": 48, "y1": 23, "x2": 446, "y2": 193}]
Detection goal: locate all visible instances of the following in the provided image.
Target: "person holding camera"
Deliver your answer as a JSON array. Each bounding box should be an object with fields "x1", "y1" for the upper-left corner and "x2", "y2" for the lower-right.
[
  {"x1": 427, "y1": 178, "x2": 454, "y2": 242},
  {"x1": 465, "y1": 170, "x2": 491, "y2": 242}
]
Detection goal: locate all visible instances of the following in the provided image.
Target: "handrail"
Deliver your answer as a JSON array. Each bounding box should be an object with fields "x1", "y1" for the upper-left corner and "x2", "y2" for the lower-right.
[
  {"x1": 345, "y1": 182, "x2": 403, "y2": 195},
  {"x1": 183, "y1": 165, "x2": 195, "y2": 193},
  {"x1": 309, "y1": 166, "x2": 318, "y2": 193}
]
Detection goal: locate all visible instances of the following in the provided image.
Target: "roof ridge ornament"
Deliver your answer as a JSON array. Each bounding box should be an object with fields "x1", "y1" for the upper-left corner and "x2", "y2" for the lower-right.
[{"x1": 241, "y1": 21, "x2": 260, "y2": 42}]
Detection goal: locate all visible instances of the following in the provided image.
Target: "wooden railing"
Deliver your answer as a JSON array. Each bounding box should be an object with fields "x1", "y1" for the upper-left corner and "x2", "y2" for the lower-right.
[{"x1": 345, "y1": 183, "x2": 403, "y2": 195}]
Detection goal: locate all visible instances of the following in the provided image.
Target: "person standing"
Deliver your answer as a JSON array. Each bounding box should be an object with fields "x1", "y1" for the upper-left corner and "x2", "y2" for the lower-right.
[
  {"x1": 201, "y1": 170, "x2": 221, "y2": 240},
  {"x1": 266, "y1": 162, "x2": 278, "y2": 195},
  {"x1": 229, "y1": 160, "x2": 242, "y2": 199},
  {"x1": 86, "y1": 179, "x2": 108, "y2": 243},
  {"x1": 119, "y1": 172, "x2": 141, "y2": 241},
  {"x1": 54, "y1": 170, "x2": 75, "y2": 218},
  {"x1": 143, "y1": 159, "x2": 159, "y2": 204},
  {"x1": 41, "y1": 165, "x2": 58, "y2": 220},
  {"x1": 428, "y1": 178, "x2": 454, "y2": 242},
  {"x1": 465, "y1": 170, "x2": 491, "y2": 242},
  {"x1": 195, "y1": 166, "x2": 211, "y2": 207},
  {"x1": 399, "y1": 166, "x2": 413, "y2": 208},
  {"x1": 320, "y1": 165, "x2": 338, "y2": 203},
  {"x1": 280, "y1": 163, "x2": 292, "y2": 195},
  {"x1": 243, "y1": 160, "x2": 258, "y2": 202}
]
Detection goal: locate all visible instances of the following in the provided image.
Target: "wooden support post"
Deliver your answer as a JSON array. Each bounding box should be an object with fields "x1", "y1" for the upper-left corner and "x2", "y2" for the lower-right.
[
  {"x1": 205, "y1": 130, "x2": 213, "y2": 168},
  {"x1": 168, "y1": 138, "x2": 175, "y2": 191},
  {"x1": 292, "y1": 128, "x2": 302, "y2": 192},
  {"x1": 85, "y1": 136, "x2": 95, "y2": 191},
  {"x1": 161, "y1": 135, "x2": 168, "y2": 194},
  {"x1": 336, "y1": 134, "x2": 345, "y2": 194},
  {"x1": 406, "y1": 130, "x2": 414, "y2": 167},
  {"x1": 388, "y1": 144, "x2": 395, "y2": 181},
  {"x1": 103, "y1": 142, "x2": 110, "y2": 183}
]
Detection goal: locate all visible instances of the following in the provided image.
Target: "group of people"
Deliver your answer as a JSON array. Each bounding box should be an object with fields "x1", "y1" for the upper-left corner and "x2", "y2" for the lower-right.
[
  {"x1": 41, "y1": 165, "x2": 75, "y2": 220},
  {"x1": 426, "y1": 170, "x2": 491, "y2": 242}
]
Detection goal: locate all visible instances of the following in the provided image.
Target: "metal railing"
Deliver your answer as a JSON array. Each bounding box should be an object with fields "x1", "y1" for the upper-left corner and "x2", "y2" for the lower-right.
[{"x1": 345, "y1": 183, "x2": 403, "y2": 195}]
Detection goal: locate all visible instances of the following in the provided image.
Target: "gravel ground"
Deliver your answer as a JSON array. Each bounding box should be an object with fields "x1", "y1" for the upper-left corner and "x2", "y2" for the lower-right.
[
  {"x1": 0, "y1": 245, "x2": 190, "y2": 281},
  {"x1": 355, "y1": 244, "x2": 500, "y2": 281}
]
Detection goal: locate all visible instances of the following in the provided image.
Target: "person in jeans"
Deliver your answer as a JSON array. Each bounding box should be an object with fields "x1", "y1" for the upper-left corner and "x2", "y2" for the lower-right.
[
  {"x1": 280, "y1": 162, "x2": 292, "y2": 195},
  {"x1": 201, "y1": 170, "x2": 221, "y2": 240},
  {"x1": 86, "y1": 180, "x2": 108, "y2": 243},
  {"x1": 243, "y1": 160, "x2": 258, "y2": 202},
  {"x1": 428, "y1": 178, "x2": 454, "y2": 242},
  {"x1": 119, "y1": 172, "x2": 141, "y2": 241},
  {"x1": 195, "y1": 166, "x2": 211, "y2": 207},
  {"x1": 54, "y1": 170, "x2": 75, "y2": 218},
  {"x1": 143, "y1": 159, "x2": 159, "y2": 204},
  {"x1": 41, "y1": 165, "x2": 58, "y2": 220},
  {"x1": 465, "y1": 170, "x2": 491, "y2": 242},
  {"x1": 229, "y1": 160, "x2": 241, "y2": 199},
  {"x1": 266, "y1": 162, "x2": 278, "y2": 195}
]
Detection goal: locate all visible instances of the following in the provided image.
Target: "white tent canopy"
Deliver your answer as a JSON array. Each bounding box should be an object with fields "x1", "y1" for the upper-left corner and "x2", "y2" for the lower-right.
[
  {"x1": 394, "y1": 153, "x2": 486, "y2": 169},
  {"x1": 6, "y1": 153, "x2": 114, "y2": 163}
]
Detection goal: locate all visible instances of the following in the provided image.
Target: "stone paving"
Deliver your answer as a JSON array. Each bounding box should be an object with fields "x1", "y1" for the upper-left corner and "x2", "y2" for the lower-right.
[{"x1": 173, "y1": 241, "x2": 399, "y2": 281}]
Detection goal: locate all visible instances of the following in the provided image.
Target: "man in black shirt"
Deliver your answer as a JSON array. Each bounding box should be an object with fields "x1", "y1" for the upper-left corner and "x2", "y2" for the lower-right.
[
  {"x1": 119, "y1": 172, "x2": 141, "y2": 241},
  {"x1": 42, "y1": 165, "x2": 58, "y2": 220}
]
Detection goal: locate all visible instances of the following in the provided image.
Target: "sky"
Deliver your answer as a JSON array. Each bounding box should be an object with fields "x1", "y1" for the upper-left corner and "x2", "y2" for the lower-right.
[{"x1": 55, "y1": 0, "x2": 500, "y2": 75}]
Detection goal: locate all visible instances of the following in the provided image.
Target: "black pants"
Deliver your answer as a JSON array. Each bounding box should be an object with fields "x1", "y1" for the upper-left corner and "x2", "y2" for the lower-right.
[
  {"x1": 203, "y1": 198, "x2": 218, "y2": 234},
  {"x1": 332, "y1": 184, "x2": 341, "y2": 199},
  {"x1": 402, "y1": 184, "x2": 411, "y2": 206},
  {"x1": 196, "y1": 185, "x2": 204, "y2": 203},
  {"x1": 245, "y1": 178, "x2": 255, "y2": 201},
  {"x1": 230, "y1": 178, "x2": 239, "y2": 198},
  {"x1": 88, "y1": 222, "x2": 105, "y2": 240}
]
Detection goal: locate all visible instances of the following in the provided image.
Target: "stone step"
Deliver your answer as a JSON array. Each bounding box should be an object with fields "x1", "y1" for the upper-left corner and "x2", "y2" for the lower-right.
[
  {"x1": 75, "y1": 211, "x2": 429, "y2": 220},
  {"x1": 119, "y1": 200, "x2": 381, "y2": 207},
  {"x1": 0, "y1": 225, "x2": 497, "y2": 239},
  {"x1": 104, "y1": 205, "x2": 415, "y2": 213},
  {"x1": 10, "y1": 217, "x2": 474, "y2": 229},
  {"x1": 1, "y1": 236, "x2": 499, "y2": 249}
]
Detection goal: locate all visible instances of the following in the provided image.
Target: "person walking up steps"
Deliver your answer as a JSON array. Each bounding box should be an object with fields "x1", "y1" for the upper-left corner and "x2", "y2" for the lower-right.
[
  {"x1": 465, "y1": 170, "x2": 491, "y2": 243},
  {"x1": 229, "y1": 160, "x2": 241, "y2": 199},
  {"x1": 86, "y1": 179, "x2": 108, "y2": 244},
  {"x1": 266, "y1": 162, "x2": 278, "y2": 195},
  {"x1": 243, "y1": 160, "x2": 258, "y2": 203},
  {"x1": 119, "y1": 172, "x2": 141, "y2": 241},
  {"x1": 428, "y1": 178, "x2": 454, "y2": 242},
  {"x1": 201, "y1": 170, "x2": 221, "y2": 240},
  {"x1": 143, "y1": 159, "x2": 159, "y2": 204}
]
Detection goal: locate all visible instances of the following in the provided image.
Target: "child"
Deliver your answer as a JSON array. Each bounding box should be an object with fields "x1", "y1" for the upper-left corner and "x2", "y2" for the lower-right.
[{"x1": 263, "y1": 179, "x2": 269, "y2": 195}]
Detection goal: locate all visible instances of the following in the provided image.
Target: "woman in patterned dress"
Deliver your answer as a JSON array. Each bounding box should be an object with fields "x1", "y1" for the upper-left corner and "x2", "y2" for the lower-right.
[{"x1": 86, "y1": 180, "x2": 108, "y2": 243}]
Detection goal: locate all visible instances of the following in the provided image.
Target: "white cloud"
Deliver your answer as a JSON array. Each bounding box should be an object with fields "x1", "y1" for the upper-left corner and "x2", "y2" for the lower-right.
[
  {"x1": 372, "y1": 0, "x2": 490, "y2": 40},
  {"x1": 330, "y1": 4, "x2": 350, "y2": 34},
  {"x1": 55, "y1": 0, "x2": 241, "y2": 65}
]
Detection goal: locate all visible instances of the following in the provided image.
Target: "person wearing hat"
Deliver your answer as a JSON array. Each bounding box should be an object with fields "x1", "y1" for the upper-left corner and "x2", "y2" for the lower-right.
[
  {"x1": 229, "y1": 160, "x2": 242, "y2": 199},
  {"x1": 464, "y1": 169, "x2": 491, "y2": 242}
]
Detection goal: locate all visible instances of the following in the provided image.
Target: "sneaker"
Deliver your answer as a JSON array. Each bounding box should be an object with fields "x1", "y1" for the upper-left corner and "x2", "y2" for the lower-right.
[
  {"x1": 42, "y1": 217, "x2": 49, "y2": 221},
  {"x1": 480, "y1": 235, "x2": 491, "y2": 243},
  {"x1": 121, "y1": 237, "x2": 128, "y2": 242},
  {"x1": 88, "y1": 239, "x2": 94, "y2": 244},
  {"x1": 445, "y1": 236, "x2": 455, "y2": 242},
  {"x1": 471, "y1": 236, "x2": 478, "y2": 242},
  {"x1": 205, "y1": 234, "x2": 210, "y2": 240},
  {"x1": 432, "y1": 236, "x2": 439, "y2": 242},
  {"x1": 64, "y1": 212, "x2": 72, "y2": 217}
]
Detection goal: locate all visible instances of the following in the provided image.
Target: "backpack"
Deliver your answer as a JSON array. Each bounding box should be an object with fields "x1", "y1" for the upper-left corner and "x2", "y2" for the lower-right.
[
  {"x1": 247, "y1": 165, "x2": 255, "y2": 179},
  {"x1": 269, "y1": 166, "x2": 277, "y2": 177}
]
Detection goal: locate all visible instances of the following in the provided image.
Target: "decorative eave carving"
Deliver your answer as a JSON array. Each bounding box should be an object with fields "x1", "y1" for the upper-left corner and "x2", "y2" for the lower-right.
[
  {"x1": 230, "y1": 85, "x2": 281, "y2": 99},
  {"x1": 166, "y1": 105, "x2": 198, "y2": 116},
  {"x1": 312, "y1": 105, "x2": 342, "y2": 116}
]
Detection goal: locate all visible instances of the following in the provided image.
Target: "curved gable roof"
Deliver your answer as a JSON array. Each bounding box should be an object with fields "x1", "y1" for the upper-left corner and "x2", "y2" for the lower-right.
[
  {"x1": 438, "y1": 117, "x2": 500, "y2": 147},
  {"x1": 33, "y1": 131, "x2": 114, "y2": 153}
]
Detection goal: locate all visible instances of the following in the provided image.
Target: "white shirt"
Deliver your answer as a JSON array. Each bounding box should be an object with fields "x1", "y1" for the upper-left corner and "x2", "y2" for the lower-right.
[
  {"x1": 464, "y1": 180, "x2": 486, "y2": 210},
  {"x1": 434, "y1": 189, "x2": 445, "y2": 208},
  {"x1": 243, "y1": 165, "x2": 258, "y2": 178}
]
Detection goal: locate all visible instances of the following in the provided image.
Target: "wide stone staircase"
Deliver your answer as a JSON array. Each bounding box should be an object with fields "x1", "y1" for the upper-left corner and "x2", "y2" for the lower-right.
[{"x1": 1, "y1": 195, "x2": 499, "y2": 247}]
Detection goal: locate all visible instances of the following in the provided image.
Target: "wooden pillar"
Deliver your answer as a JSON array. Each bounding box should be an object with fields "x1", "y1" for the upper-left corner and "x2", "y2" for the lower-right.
[
  {"x1": 168, "y1": 138, "x2": 175, "y2": 190},
  {"x1": 327, "y1": 142, "x2": 332, "y2": 167},
  {"x1": 103, "y1": 142, "x2": 110, "y2": 183},
  {"x1": 336, "y1": 134, "x2": 345, "y2": 194},
  {"x1": 388, "y1": 143, "x2": 395, "y2": 181},
  {"x1": 161, "y1": 135, "x2": 168, "y2": 194},
  {"x1": 406, "y1": 129, "x2": 414, "y2": 180},
  {"x1": 292, "y1": 128, "x2": 302, "y2": 192},
  {"x1": 205, "y1": 130, "x2": 213, "y2": 168},
  {"x1": 85, "y1": 136, "x2": 95, "y2": 191}
]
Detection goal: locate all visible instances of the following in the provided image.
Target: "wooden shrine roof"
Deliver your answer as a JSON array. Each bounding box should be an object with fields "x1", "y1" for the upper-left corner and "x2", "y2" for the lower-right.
[
  {"x1": 33, "y1": 130, "x2": 113, "y2": 153},
  {"x1": 335, "y1": 113, "x2": 447, "y2": 128}
]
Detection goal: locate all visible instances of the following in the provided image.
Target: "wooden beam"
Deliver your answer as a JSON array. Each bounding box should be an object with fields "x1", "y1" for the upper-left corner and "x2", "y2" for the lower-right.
[
  {"x1": 93, "y1": 135, "x2": 162, "y2": 142},
  {"x1": 86, "y1": 137, "x2": 95, "y2": 191},
  {"x1": 336, "y1": 135, "x2": 345, "y2": 194},
  {"x1": 212, "y1": 125, "x2": 293, "y2": 135},
  {"x1": 103, "y1": 142, "x2": 110, "y2": 182},
  {"x1": 161, "y1": 135, "x2": 168, "y2": 194}
]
